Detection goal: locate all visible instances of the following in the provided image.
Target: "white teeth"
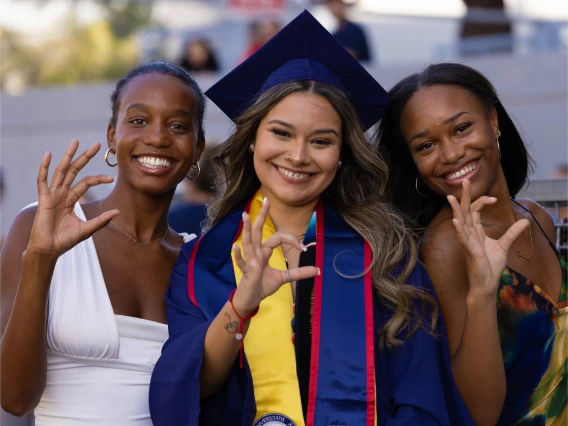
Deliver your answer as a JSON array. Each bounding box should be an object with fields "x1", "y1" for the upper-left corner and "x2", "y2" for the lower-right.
[
  {"x1": 445, "y1": 162, "x2": 477, "y2": 181},
  {"x1": 277, "y1": 166, "x2": 310, "y2": 180},
  {"x1": 137, "y1": 156, "x2": 172, "y2": 169}
]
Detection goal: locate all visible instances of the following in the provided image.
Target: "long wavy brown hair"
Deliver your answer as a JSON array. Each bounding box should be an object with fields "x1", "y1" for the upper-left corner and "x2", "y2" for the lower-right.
[{"x1": 207, "y1": 80, "x2": 437, "y2": 347}]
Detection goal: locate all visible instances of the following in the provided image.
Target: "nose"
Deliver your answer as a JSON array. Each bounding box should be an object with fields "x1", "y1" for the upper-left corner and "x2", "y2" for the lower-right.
[
  {"x1": 144, "y1": 122, "x2": 171, "y2": 148},
  {"x1": 286, "y1": 139, "x2": 310, "y2": 165},
  {"x1": 439, "y1": 138, "x2": 465, "y2": 164}
]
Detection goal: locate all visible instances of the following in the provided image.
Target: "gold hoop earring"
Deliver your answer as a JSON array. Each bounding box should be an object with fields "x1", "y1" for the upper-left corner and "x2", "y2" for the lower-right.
[
  {"x1": 496, "y1": 130, "x2": 502, "y2": 160},
  {"x1": 249, "y1": 144, "x2": 254, "y2": 153},
  {"x1": 186, "y1": 161, "x2": 201, "y2": 181},
  {"x1": 415, "y1": 178, "x2": 428, "y2": 197},
  {"x1": 105, "y1": 149, "x2": 117, "y2": 167}
]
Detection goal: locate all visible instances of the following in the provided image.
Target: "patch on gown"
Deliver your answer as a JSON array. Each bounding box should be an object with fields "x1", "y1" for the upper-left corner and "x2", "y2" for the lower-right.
[{"x1": 254, "y1": 413, "x2": 296, "y2": 426}]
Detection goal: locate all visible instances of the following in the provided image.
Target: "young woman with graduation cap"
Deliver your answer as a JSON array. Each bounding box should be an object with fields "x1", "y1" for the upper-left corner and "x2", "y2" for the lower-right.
[
  {"x1": 377, "y1": 63, "x2": 566, "y2": 425},
  {"x1": 149, "y1": 12, "x2": 474, "y2": 426}
]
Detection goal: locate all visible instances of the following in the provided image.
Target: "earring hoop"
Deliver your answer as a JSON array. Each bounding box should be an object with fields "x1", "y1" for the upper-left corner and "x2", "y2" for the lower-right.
[
  {"x1": 338, "y1": 160, "x2": 342, "y2": 169},
  {"x1": 415, "y1": 178, "x2": 428, "y2": 197},
  {"x1": 186, "y1": 161, "x2": 201, "y2": 181},
  {"x1": 496, "y1": 130, "x2": 502, "y2": 161},
  {"x1": 249, "y1": 144, "x2": 254, "y2": 153},
  {"x1": 105, "y1": 149, "x2": 117, "y2": 167}
]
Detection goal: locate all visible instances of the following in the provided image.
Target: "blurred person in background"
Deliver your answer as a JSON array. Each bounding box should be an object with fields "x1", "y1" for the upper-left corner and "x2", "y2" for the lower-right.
[
  {"x1": 168, "y1": 145, "x2": 216, "y2": 236},
  {"x1": 460, "y1": 0, "x2": 513, "y2": 55},
  {"x1": 179, "y1": 38, "x2": 219, "y2": 73},
  {"x1": 378, "y1": 62, "x2": 566, "y2": 426},
  {"x1": 1, "y1": 62, "x2": 206, "y2": 425},
  {"x1": 240, "y1": 20, "x2": 281, "y2": 61},
  {"x1": 325, "y1": 0, "x2": 371, "y2": 62}
]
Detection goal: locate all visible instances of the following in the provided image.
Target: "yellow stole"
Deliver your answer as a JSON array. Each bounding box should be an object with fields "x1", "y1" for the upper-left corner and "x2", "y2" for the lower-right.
[{"x1": 231, "y1": 190, "x2": 304, "y2": 425}]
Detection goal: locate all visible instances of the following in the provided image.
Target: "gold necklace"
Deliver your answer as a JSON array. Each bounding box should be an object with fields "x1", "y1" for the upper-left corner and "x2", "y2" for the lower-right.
[
  {"x1": 480, "y1": 216, "x2": 534, "y2": 262},
  {"x1": 283, "y1": 233, "x2": 307, "y2": 256},
  {"x1": 99, "y1": 199, "x2": 169, "y2": 248}
]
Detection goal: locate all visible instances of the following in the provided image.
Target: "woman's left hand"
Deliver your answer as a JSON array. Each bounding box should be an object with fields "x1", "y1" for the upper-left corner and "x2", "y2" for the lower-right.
[{"x1": 448, "y1": 179, "x2": 529, "y2": 300}]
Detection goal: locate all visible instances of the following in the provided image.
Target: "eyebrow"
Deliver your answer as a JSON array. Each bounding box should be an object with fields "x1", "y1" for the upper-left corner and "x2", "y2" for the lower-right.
[
  {"x1": 125, "y1": 103, "x2": 193, "y2": 119},
  {"x1": 409, "y1": 111, "x2": 471, "y2": 143},
  {"x1": 266, "y1": 119, "x2": 339, "y2": 137}
]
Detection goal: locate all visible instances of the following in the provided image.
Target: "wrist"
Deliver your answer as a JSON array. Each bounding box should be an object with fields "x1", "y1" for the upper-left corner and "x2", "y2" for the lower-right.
[
  {"x1": 230, "y1": 287, "x2": 260, "y2": 318},
  {"x1": 22, "y1": 248, "x2": 59, "y2": 266},
  {"x1": 466, "y1": 291, "x2": 497, "y2": 309}
]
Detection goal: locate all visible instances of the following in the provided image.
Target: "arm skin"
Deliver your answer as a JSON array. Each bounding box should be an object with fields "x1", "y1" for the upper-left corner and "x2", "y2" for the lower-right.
[
  {"x1": 199, "y1": 298, "x2": 251, "y2": 399},
  {"x1": 0, "y1": 206, "x2": 54, "y2": 416},
  {"x1": 423, "y1": 219, "x2": 506, "y2": 426}
]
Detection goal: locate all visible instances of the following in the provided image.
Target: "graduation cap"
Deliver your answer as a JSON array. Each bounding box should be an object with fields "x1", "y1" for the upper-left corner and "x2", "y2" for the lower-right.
[{"x1": 205, "y1": 10, "x2": 388, "y2": 131}]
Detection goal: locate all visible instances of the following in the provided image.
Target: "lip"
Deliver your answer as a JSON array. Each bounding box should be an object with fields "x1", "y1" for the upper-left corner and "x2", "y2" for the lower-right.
[
  {"x1": 440, "y1": 159, "x2": 481, "y2": 187},
  {"x1": 273, "y1": 164, "x2": 315, "y2": 184},
  {"x1": 133, "y1": 154, "x2": 177, "y2": 176}
]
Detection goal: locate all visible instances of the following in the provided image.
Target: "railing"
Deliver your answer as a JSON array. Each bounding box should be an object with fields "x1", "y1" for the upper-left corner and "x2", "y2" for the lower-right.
[{"x1": 519, "y1": 179, "x2": 568, "y2": 253}]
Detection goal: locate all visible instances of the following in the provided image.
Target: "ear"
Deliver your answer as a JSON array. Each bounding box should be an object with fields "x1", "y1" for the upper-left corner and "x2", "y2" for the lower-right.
[
  {"x1": 488, "y1": 106, "x2": 499, "y2": 138},
  {"x1": 107, "y1": 122, "x2": 116, "y2": 151},
  {"x1": 194, "y1": 136, "x2": 206, "y2": 162}
]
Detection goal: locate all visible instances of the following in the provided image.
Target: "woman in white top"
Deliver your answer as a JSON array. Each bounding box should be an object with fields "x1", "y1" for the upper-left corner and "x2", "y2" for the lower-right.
[{"x1": 0, "y1": 62, "x2": 205, "y2": 425}]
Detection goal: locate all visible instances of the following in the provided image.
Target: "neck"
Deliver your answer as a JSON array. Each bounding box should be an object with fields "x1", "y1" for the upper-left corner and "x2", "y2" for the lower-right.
[
  {"x1": 261, "y1": 190, "x2": 317, "y2": 237},
  {"x1": 101, "y1": 177, "x2": 175, "y2": 241},
  {"x1": 478, "y1": 168, "x2": 517, "y2": 225}
]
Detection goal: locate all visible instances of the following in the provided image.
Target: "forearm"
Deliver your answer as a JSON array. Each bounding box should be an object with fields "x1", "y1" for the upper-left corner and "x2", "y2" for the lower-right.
[
  {"x1": 200, "y1": 300, "x2": 251, "y2": 399},
  {"x1": 1, "y1": 251, "x2": 55, "y2": 415},
  {"x1": 451, "y1": 294, "x2": 505, "y2": 426}
]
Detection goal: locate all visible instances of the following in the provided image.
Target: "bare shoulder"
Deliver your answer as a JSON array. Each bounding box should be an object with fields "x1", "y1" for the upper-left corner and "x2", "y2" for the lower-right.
[
  {"x1": 1, "y1": 205, "x2": 38, "y2": 334},
  {"x1": 422, "y1": 208, "x2": 469, "y2": 292},
  {"x1": 514, "y1": 198, "x2": 556, "y2": 241},
  {"x1": 423, "y1": 208, "x2": 465, "y2": 264}
]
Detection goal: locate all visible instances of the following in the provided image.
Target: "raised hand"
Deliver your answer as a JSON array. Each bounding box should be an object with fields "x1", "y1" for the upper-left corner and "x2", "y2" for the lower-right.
[
  {"x1": 448, "y1": 179, "x2": 529, "y2": 299},
  {"x1": 27, "y1": 140, "x2": 119, "y2": 259},
  {"x1": 231, "y1": 197, "x2": 319, "y2": 315}
]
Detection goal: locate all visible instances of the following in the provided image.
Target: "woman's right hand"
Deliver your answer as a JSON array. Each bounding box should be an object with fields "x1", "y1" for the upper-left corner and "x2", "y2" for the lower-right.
[
  {"x1": 231, "y1": 197, "x2": 319, "y2": 315},
  {"x1": 26, "y1": 140, "x2": 119, "y2": 260}
]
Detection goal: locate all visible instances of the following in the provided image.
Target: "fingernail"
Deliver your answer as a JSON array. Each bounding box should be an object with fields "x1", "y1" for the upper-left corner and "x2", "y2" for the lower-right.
[
  {"x1": 232, "y1": 243, "x2": 238, "y2": 251},
  {"x1": 263, "y1": 197, "x2": 268, "y2": 205},
  {"x1": 301, "y1": 244, "x2": 307, "y2": 252},
  {"x1": 317, "y1": 268, "x2": 321, "y2": 276},
  {"x1": 242, "y1": 212, "x2": 246, "y2": 221}
]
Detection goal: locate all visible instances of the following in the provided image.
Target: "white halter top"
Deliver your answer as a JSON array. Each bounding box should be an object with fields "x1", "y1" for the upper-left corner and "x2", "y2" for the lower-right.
[{"x1": 33, "y1": 203, "x2": 194, "y2": 425}]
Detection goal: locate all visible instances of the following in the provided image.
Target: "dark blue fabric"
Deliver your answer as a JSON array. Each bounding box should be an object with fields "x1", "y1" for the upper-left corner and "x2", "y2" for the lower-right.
[
  {"x1": 333, "y1": 21, "x2": 371, "y2": 62},
  {"x1": 167, "y1": 202, "x2": 207, "y2": 236},
  {"x1": 149, "y1": 210, "x2": 475, "y2": 426}
]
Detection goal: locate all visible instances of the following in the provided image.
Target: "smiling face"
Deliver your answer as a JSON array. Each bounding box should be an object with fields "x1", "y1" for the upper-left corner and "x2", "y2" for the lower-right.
[
  {"x1": 253, "y1": 91, "x2": 342, "y2": 207},
  {"x1": 107, "y1": 72, "x2": 203, "y2": 195},
  {"x1": 400, "y1": 84, "x2": 503, "y2": 200}
]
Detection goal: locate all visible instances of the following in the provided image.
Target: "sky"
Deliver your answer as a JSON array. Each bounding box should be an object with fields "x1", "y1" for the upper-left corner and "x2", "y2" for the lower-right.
[{"x1": 0, "y1": 0, "x2": 566, "y2": 36}]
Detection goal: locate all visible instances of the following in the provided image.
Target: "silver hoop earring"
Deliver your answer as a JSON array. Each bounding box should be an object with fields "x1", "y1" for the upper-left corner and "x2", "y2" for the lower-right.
[
  {"x1": 496, "y1": 131, "x2": 502, "y2": 161},
  {"x1": 186, "y1": 161, "x2": 201, "y2": 180},
  {"x1": 249, "y1": 144, "x2": 254, "y2": 153},
  {"x1": 415, "y1": 178, "x2": 428, "y2": 197},
  {"x1": 104, "y1": 149, "x2": 117, "y2": 167}
]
